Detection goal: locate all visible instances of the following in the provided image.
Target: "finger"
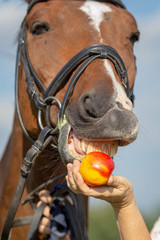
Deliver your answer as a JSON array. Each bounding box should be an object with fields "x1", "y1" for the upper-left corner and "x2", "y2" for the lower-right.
[
  {"x1": 72, "y1": 159, "x2": 81, "y2": 173},
  {"x1": 66, "y1": 162, "x2": 82, "y2": 194},
  {"x1": 36, "y1": 202, "x2": 53, "y2": 221},
  {"x1": 66, "y1": 163, "x2": 77, "y2": 189},
  {"x1": 38, "y1": 190, "x2": 52, "y2": 203},
  {"x1": 106, "y1": 175, "x2": 114, "y2": 185},
  {"x1": 43, "y1": 206, "x2": 53, "y2": 220},
  {"x1": 40, "y1": 217, "x2": 50, "y2": 228},
  {"x1": 66, "y1": 174, "x2": 80, "y2": 194},
  {"x1": 72, "y1": 160, "x2": 89, "y2": 187},
  {"x1": 67, "y1": 160, "x2": 96, "y2": 195},
  {"x1": 43, "y1": 205, "x2": 50, "y2": 217},
  {"x1": 38, "y1": 217, "x2": 50, "y2": 235},
  {"x1": 107, "y1": 175, "x2": 129, "y2": 188},
  {"x1": 39, "y1": 225, "x2": 50, "y2": 236},
  {"x1": 66, "y1": 163, "x2": 73, "y2": 180}
]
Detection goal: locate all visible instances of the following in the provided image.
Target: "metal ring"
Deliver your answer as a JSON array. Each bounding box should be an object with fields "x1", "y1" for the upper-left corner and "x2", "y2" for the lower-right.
[
  {"x1": 38, "y1": 96, "x2": 61, "y2": 132},
  {"x1": 43, "y1": 96, "x2": 61, "y2": 108},
  {"x1": 38, "y1": 109, "x2": 44, "y2": 130}
]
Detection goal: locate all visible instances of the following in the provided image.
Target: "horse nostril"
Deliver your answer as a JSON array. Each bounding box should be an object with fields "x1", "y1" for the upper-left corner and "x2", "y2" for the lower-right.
[
  {"x1": 85, "y1": 97, "x2": 97, "y2": 118},
  {"x1": 78, "y1": 93, "x2": 100, "y2": 120},
  {"x1": 78, "y1": 91, "x2": 115, "y2": 120}
]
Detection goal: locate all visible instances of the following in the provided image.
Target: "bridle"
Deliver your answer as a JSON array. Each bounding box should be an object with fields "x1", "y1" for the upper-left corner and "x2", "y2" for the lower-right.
[
  {"x1": 16, "y1": 0, "x2": 134, "y2": 143},
  {"x1": 1, "y1": 0, "x2": 135, "y2": 239}
]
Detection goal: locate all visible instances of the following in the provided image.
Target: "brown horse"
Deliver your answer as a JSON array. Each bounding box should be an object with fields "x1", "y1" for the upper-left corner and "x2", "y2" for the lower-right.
[{"x1": 0, "y1": 0, "x2": 140, "y2": 239}]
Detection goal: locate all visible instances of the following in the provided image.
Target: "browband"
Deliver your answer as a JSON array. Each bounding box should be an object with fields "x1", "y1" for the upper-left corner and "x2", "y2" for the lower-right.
[{"x1": 27, "y1": 0, "x2": 126, "y2": 14}]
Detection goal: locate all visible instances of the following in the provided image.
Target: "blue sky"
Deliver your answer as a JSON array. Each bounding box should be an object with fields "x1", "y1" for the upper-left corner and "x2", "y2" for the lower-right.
[
  {"x1": 124, "y1": 0, "x2": 160, "y2": 16},
  {"x1": 0, "y1": 0, "x2": 160, "y2": 216}
]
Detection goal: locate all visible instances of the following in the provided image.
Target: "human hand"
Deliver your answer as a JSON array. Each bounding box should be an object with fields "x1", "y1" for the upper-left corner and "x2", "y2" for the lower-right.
[
  {"x1": 37, "y1": 190, "x2": 53, "y2": 236},
  {"x1": 66, "y1": 160, "x2": 135, "y2": 210},
  {"x1": 36, "y1": 190, "x2": 73, "y2": 238}
]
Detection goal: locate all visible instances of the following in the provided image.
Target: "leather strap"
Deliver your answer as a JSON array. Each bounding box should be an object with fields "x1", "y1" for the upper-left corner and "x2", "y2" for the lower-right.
[
  {"x1": 0, "y1": 127, "x2": 54, "y2": 240},
  {"x1": 26, "y1": 202, "x2": 47, "y2": 240},
  {"x1": 27, "y1": 0, "x2": 126, "y2": 14},
  {"x1": 13, "y1": 216, "x2": 33, "y2": 227},
  {"x1": 44, "y1": 45, "x2": 130, "y2": 125}
]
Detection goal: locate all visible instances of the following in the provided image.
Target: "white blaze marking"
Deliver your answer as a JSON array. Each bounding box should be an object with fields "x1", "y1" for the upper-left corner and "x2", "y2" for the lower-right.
[
  {"x1": 103, "y1": 60, "x2": 133, "y2": 110},
  {"x1": 80, "y1": 1, "x2": 132, "y2": 111},
  {"x1": 80, "y1": 1, "x2": 112, "y2": 34}
]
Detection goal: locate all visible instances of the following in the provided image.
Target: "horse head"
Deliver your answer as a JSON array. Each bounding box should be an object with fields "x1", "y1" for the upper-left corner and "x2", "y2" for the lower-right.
[{"x1": 18, "y1": 0, "x2": 139, "y2": 167}]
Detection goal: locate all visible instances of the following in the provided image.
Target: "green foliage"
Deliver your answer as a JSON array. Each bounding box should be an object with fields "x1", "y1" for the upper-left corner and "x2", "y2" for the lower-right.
[
  {"x1": 142, "y1": 205, "x2": 160, "y2": 232},
  {"x1": 88, "y1": 202, "x2": 159, "y2": 240},
  {"x1": 88, "y1": 203, "x2": 120, "y2": 240}
]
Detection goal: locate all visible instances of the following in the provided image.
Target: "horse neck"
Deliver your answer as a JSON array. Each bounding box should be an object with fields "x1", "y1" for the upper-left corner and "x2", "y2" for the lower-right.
[
  {"x1": 26, "y1": 140, "x2": 66, "y2": 193},
  {"x1": 0, "y1": 112, "x2": 33, "y2": 201}
]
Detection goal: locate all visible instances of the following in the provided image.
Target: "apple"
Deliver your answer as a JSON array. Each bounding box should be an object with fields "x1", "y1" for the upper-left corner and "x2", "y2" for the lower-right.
[{"x1": 79, "y1": 152, "x2": 114, "y2": 186}]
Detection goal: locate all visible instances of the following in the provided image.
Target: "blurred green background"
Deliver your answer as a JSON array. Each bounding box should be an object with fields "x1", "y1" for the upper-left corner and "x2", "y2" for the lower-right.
[{"x1": 88, "y1": 201, "x2": 160, "y2": 239}]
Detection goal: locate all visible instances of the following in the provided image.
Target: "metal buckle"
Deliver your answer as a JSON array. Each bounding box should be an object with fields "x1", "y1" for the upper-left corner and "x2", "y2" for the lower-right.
[{"x1": 38, "y1": 96, "x2": 61, "y2": 133}]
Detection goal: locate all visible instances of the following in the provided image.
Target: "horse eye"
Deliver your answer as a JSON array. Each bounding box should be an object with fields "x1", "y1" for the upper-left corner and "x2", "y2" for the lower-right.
[
  {"x1": 129, "y1": 32, "x2": 140, "y2": 44},
  {"x1": 31, "y1": 22, "x2": 50, "y2": 35}
]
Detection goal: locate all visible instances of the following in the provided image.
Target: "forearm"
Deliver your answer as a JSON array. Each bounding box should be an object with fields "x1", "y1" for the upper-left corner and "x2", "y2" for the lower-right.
[
  {"x1": 65, "y1": 162, "x2": 151, "y2": 239},
  {"x1": 113, "y1": 200, "x2": 151, "y2": 240}
]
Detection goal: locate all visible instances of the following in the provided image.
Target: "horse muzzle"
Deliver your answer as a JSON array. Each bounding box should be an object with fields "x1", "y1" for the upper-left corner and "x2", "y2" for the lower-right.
[{"x1": 58, "y1": 104, "x2": 139, "y2": 164}]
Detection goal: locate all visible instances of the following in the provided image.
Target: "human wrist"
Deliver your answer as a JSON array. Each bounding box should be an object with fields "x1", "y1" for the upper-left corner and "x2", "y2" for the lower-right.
[
  {"x1": 113, "y1": 198, "x2": 151, "y2": 240},
  {"x1": 113, "y1": 196, "x2": 137, "y2": 216}
]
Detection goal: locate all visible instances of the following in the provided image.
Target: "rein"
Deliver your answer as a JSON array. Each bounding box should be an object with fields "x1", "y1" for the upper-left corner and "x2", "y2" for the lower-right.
[{"x1": 0, "y1": 0, "x2": 133, "y2": 239}]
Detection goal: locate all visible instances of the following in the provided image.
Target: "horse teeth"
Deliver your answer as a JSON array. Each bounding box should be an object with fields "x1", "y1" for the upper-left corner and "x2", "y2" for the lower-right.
[
  {"x1": 80, "y1": 139, "x2": 118, "y2": 157},
  {"x1": 81, "y1": 139, "x2": 86, "y2": 152},
  {"x1": 86, "y1": 143, "x2": 94, "y2": 154},
  {"x1": 95, "y1": 143, "x2": 101, "y2": 152},
  {"x1": 103, "y1": 144, "x2": 109, "y2": 155},
  {"x1": 110, "y1": 143, "x2": 118, "y2": 157}
]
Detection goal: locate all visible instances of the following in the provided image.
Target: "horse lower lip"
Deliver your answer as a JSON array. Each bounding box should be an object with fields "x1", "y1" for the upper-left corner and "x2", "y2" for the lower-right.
[{"x1": 68, "y1": 129, "x2": 85, "y2": 155}]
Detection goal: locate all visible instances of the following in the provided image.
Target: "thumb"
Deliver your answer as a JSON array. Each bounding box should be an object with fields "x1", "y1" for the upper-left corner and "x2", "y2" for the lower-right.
[{"x1": 107, "y1": 175, "x2": 123, "y2": 188}]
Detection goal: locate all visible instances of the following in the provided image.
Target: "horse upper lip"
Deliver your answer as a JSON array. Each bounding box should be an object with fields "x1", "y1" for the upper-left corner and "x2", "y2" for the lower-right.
[{"x1": 65, "y1": 106, "x2": 139, "y2": 142}]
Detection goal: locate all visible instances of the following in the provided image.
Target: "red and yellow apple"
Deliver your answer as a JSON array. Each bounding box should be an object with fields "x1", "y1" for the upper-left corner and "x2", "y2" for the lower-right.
[{"x1": 79, "y1": 152, "x2": 114, "y2": 186}]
